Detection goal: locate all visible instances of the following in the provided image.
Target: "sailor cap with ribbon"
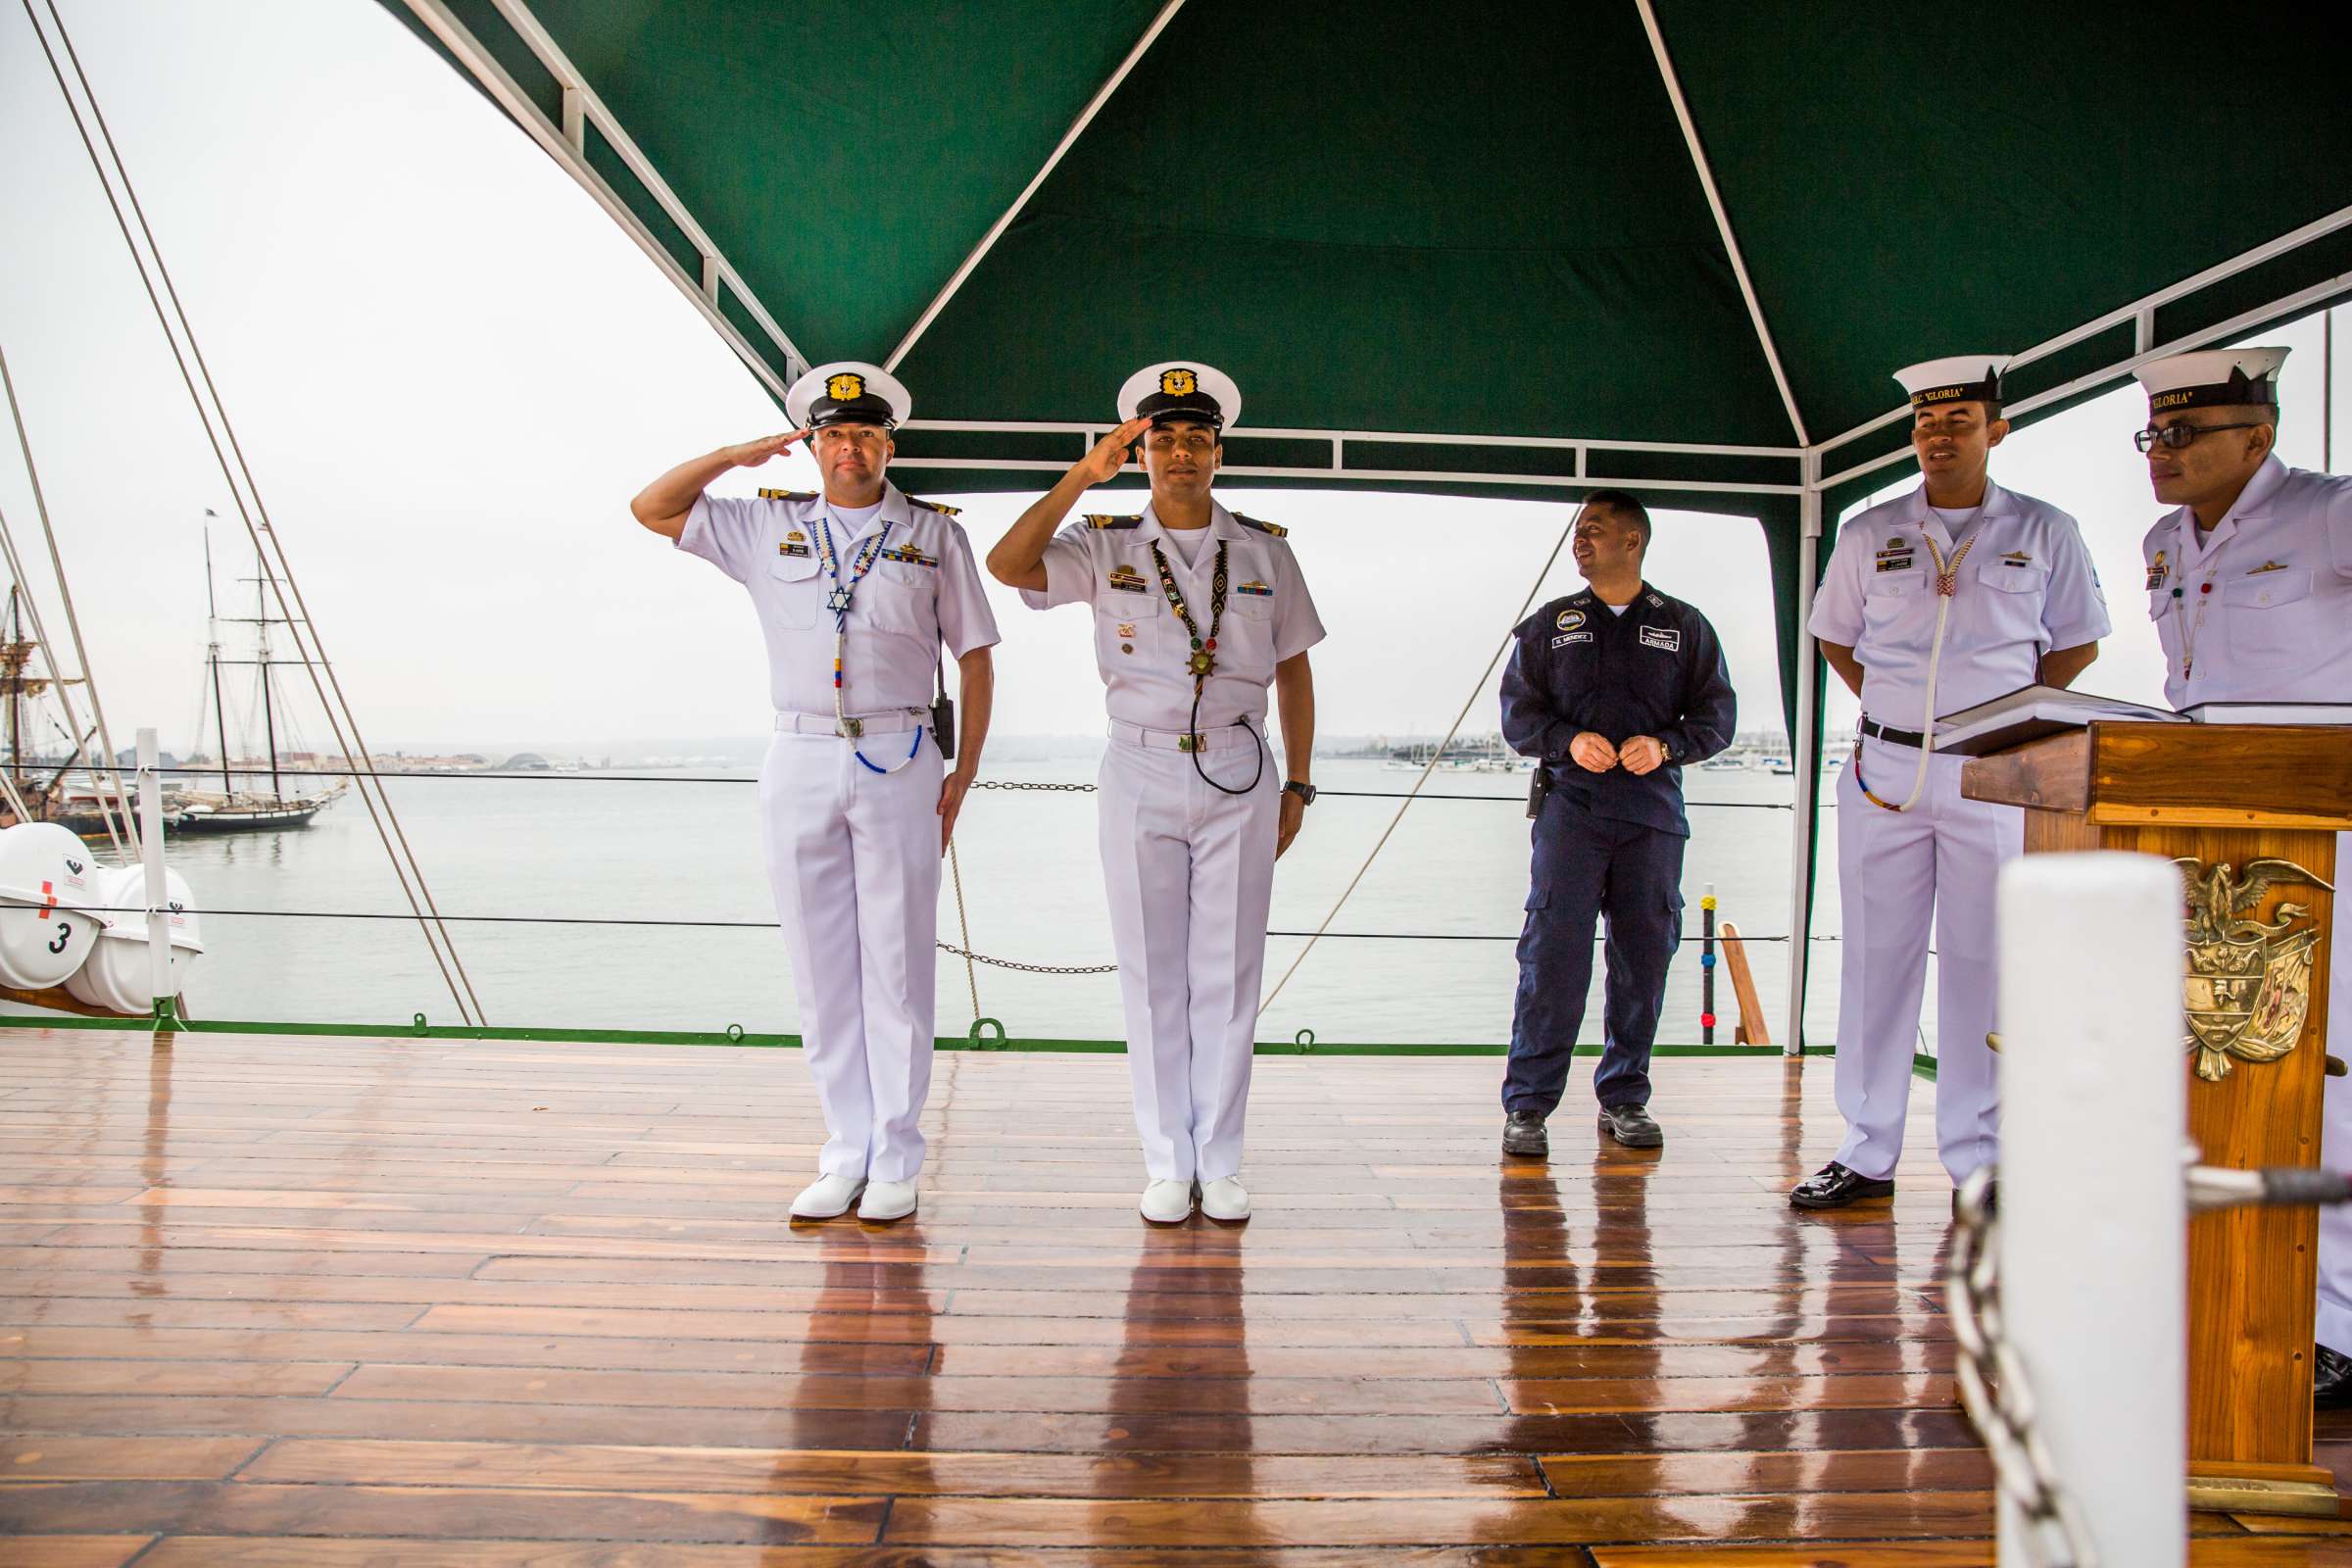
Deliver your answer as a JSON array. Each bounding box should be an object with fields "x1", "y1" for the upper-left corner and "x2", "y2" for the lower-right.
[
  {"x1": 785, "y1": 361, "x2": 910, "y2": 430},
  {"x1": 2133, "y1": 346, "x2": 2288, "y2": 414},
  {"x1": 1117, "y1": 362, "x2": 1241, "y2": 431},
  {"x1": 1892, "y1": 354, "x2": 2010, "y2": 410}
]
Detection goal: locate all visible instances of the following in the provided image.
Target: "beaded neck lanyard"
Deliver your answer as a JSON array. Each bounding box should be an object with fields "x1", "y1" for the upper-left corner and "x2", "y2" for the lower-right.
[
  {"x1": 2170, "y1": 528, "x2": 2228, "y2": 681},
  {"x1": 1857, "y1": 505, "x2": 1985, "y2": 812},
  {"x1": 814, "y1": 506, "x2": 923, "y2": 774},
  {"x1": 1149, "y1": 531, "x2": 1264, "y2": 797}
]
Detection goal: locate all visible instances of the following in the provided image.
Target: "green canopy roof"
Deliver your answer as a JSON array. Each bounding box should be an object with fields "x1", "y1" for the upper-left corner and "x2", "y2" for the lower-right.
[
  {"x1": 382, "y1": 0, "x2": 2352, "y2": 1043},
  {"x1": 387, "y1": 0, "x2": 2351, "y2": 476}
]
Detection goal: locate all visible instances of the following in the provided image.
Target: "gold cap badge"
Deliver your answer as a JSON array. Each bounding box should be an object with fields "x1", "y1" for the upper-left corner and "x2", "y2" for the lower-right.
[
  {"x1": 1159, "y1": 368, "x2": 1198, "y2": 397},
  {"x1": 825, "y1": 371, "x2": 866, "y2": 402}
]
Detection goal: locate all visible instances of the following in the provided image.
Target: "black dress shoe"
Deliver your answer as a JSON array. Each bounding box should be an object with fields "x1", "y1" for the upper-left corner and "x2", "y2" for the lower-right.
[
  {"x1": 1951, "y1": 1180, "x2": 2000, "y2": 1220},
  {"x1": 2318, "y1": 1345, "x2": 2352, "y2": 1408},
  {"x1": 1501, "y1": 1109, "x2": 1548, "y2": 1157},
  {"x1": 1598, "y1": 1102, "x2": 1663, "y2": 1149},
  {"x1": 1789, "y1": 1161, "x2": 1896, "y2": 1209}
]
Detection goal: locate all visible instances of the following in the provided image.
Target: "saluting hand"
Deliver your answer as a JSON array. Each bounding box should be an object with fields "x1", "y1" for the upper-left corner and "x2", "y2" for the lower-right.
[
  {"x1": 1619, "y1": 737, "x2": 1666, "y2": 776},
  {"x1": 1073, "y1": 417, "x2": 1153, "y2": 487},
  {"x1": 725, "y1": 429, "x2": 810, "y2": 467},
  {"x1": 1569, "y1": 732, "x2": 1618, "y2": 773}
]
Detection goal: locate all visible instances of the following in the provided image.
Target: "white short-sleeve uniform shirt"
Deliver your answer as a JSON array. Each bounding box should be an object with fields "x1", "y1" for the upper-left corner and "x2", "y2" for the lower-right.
[
  {"x1": 678, "y1": 481, "x2": 1000, "y2": 716},
  {"x1": 1809, "y1": 478, "x2": 2111, "y2": 723},
  {"x1": 1019, "y1": 500, "x2": 1325, "y2": 730},
  {"x1": 2139, "y1": 456, "x2": 2352, "y2": 708}
]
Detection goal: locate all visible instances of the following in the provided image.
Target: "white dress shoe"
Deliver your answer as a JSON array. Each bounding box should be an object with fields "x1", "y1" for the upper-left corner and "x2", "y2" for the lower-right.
[
  {"x1": 1200, "y1": 1176, "x2": 1251, "y2": 1222},
  {"x1": 789, "y1": 1173, "x2": 865, "y2": 1219},
  {"x1": 1139, "y1": 1178, "x2": 1195, "y2": 1224},
  {"x1": 858, "y1": 1179, "x2": 918, "y2": 1222}
]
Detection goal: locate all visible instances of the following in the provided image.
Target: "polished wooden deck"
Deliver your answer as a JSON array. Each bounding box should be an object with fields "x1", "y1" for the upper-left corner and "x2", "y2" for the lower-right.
[{"x1": 2, "y1": 1029, "x2": 2349, "y2": 1566}]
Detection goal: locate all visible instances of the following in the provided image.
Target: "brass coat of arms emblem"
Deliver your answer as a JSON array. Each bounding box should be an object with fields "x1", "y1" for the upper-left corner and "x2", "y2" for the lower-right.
[{"x1": 2175, "y1": 858, "x2": 2332, "y2": 1082}]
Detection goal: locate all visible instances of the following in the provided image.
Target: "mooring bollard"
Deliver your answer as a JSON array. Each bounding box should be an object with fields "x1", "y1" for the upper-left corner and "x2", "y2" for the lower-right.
[{"x1": 1996, "y1": 851, "x2": 2184, "y2": 1567}]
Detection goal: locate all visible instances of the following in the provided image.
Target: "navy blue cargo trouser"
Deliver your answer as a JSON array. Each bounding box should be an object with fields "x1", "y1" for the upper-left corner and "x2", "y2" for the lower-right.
[{"x1": 1502, "y1": 788, "x2": 1686, "y2": 1116}]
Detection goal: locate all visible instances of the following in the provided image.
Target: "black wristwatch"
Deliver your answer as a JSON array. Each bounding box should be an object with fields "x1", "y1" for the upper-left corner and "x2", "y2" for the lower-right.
[{"x1": 1283, "y1": 780, "x2": 1318, "y2": 806}]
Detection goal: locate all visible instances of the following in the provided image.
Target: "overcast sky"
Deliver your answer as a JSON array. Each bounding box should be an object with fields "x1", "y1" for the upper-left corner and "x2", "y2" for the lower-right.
[{"x1": 2, "y1": 0, "x2": 2342, "y2": 759}]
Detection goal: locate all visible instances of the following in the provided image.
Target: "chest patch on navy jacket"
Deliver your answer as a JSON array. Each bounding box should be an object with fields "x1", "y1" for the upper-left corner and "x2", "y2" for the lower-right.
[
  {"x1": 1551, "y1": 631, "x2": 1592, "y2": 649},
  {"x1": 1639, "y1": 625, "x2": 1682, "y2": 653}
]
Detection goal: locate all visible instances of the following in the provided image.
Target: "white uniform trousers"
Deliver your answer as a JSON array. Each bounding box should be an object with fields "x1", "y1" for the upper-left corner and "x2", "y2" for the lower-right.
[
  {"x1": 1098, "y1": 723, "x2": 1279, "y2": 1183},
  {"x1": 760, "y1": 729, "x2": 944, "y2": 1184},
  {"x1": 1830, "y1": 736, "x2": 2020, "y2": 1183},
  {"x1": 2316, "y1": 831, "x2": 2352, "y2": 1356}
]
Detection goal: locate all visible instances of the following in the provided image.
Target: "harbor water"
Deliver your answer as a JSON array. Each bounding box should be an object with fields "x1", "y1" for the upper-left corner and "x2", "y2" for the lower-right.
[{"x1": 123, "y1": 751, "x2": 1897, "y2": 1054}]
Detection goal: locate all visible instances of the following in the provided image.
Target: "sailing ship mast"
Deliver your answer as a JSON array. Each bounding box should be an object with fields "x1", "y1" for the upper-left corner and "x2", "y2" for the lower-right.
[{"x1": 203, "y1": 527, "x2": 230, "y2": 794}]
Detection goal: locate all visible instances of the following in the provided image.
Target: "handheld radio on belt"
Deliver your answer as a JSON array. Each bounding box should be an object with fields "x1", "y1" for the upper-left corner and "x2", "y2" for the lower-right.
[
  {"x1": 931, "y1": 657, "x2": 956, "y2": 761},
  {"x1": 1526, "y1": 761, "x2": 1553, "y2": 820}
]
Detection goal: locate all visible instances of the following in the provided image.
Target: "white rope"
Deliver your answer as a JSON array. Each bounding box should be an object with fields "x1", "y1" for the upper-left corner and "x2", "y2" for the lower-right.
[
  {"x1": 0, "y1": 344, "x2": 133, "y2": 852},
  {"x1": 1258, "y1": 514, "x2": 1576, "y2": 1016},
  {"x1": 22, "y1": 0, "x2": 485, "y2": 1025}
]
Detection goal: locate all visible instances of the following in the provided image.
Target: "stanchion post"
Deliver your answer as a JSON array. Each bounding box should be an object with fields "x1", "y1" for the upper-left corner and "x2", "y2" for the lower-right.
[
  {"x1": 136, "y1": 728, "x2": 174, "y2": 1030},
  {"x1": 1996, "y1": 851, "x2": 2184, "y2": 1567},
  {"x1": 1699, "y1": 882, "x2": 1716, "y2": 1044}
]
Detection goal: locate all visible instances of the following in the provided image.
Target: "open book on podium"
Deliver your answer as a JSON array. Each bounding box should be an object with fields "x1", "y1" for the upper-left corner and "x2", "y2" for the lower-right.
[{"x1": 1929, "y1": 684, "x2": 2352, "y2": 757}]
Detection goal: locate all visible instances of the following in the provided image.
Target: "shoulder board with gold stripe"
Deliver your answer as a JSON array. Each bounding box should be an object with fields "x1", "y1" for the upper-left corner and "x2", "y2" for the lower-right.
[
  {"x1": 905, "y1": 496, "x2": 961, "y2": 516},
  {"x1": 1085, "y1": 514, "x2": 1144, "y2": 530},
  {"x1": 1235, "y1": 514, "x2": 1288, "y2": 538},
  {"x1": 756, "y1": 488, "x2": 816, "y2": 502}
]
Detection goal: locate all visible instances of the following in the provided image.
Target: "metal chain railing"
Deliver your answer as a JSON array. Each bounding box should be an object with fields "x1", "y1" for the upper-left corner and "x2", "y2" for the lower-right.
[
  {"x1": 1949, "y1": 1154, "x2": 2352, "y2": 1568},
  {"x1": 1946, "y1": 1164, "x2": 2098, "y2": 1568},
  {"x1": 932, "y1": 939, "x2": 1116, "y2": 976}
]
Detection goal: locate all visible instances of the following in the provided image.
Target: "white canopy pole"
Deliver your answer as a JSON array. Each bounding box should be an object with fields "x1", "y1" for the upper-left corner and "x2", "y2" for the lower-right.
[
  {"x1": 1782, "y1": 455, "x2": 1823, "y2": 1055},
  {"x1": 1996, "y1": 851, "x2": 2185, "y2": 1566}
]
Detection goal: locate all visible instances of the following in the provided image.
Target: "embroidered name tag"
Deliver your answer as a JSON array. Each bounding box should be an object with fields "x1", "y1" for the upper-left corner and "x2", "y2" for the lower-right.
[
  {"x1": 1639, "y1": 625, "x2": 1682, "y2": 653},
  {"x1": 1235, "y1": 579, "x2": 1273, "y2": 597},
  {"x1": 880, "y1": 547, "x2": 938, "y2": 568},
  {"x1": 1106, "y1": 564, "x2": 1151, "y2": 593},
  {"x1": 778, "y1": 542, "x2": 811, "y2": 558},
  {"x1": 1552, "y1": 631, "x2": 1592, "y2": 648}
]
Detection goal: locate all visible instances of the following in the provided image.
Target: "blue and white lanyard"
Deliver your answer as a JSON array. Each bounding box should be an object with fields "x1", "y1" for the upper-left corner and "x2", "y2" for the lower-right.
[{"x1": 814, "y1": 508, "x2": 924, "y2": 774}]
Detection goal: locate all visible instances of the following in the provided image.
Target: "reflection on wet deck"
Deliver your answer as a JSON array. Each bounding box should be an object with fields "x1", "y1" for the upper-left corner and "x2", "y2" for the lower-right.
[{"x1": 0, "y1": 1030, "x2": 2346, "y2": 1564}]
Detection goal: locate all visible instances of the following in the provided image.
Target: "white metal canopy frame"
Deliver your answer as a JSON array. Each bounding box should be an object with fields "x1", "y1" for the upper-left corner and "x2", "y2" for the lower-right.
[{"x1": 399, "y1": 0, "x2": 2352, "y2": 1054}]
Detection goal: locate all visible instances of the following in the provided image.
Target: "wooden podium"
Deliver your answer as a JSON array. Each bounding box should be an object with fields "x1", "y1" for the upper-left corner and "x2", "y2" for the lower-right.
[{"x1": 1964, "y1": 722, "x2": 2352, "y2": 1517}]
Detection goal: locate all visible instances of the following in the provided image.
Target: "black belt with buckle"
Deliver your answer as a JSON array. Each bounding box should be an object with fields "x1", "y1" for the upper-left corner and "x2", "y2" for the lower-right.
[{"x1": 1858, "y1": 716, "x2": 1929, "y2": 749}]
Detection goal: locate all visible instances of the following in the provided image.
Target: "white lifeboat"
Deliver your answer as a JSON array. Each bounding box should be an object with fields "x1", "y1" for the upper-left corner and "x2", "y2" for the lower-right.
[
  {"x1": 65, "y1": 863, "x2": 205, "y2": 1013},
  {"x1": 0, "y1": 822, "x2": 106, "y2": 988}
]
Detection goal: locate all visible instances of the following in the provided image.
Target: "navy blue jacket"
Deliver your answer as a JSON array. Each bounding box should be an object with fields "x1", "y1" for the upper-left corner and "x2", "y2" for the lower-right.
[{"x1": 1499, "y1": 583, "x2": 1736, "y2": 836}]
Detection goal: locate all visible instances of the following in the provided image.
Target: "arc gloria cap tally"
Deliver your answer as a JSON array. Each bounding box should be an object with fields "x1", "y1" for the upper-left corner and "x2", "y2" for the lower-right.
[
  {"x1": 1892, "y1": 354, "x2": 2011, "y2": 410},
  {"x1": 1118, "y1": 362, "x2": 1242, "y2": 431},
  {"x1": 785, "y1": 361, "x2": 911, "y2": 430},
  {"x1": 2133, "y1": 346, "x2": 2289, "y2": 414}
]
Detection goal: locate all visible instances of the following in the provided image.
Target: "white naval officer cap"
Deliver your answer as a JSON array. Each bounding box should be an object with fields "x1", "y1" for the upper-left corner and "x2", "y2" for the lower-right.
[
  {"x1": 2133, "y1": 346, "x2": 2288, "y2": 413},
  {"x1": 1892, "y1": 354, "x2": 2011, "y2": 410},
  {"x1": 786, "y1": 361, "x2": 911, "y2": 430},
  {"x1": 1118, "y1": 362, "x2": 1242, "y2": 431}
]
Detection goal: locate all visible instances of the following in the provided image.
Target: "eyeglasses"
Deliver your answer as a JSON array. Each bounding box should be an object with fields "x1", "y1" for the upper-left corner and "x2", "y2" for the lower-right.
[{"x1": 2134, "y1": 420, "x2": 2263, "y2": 454}]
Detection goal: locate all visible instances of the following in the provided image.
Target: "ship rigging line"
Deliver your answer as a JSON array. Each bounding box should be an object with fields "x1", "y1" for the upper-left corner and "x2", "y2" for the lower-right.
[
  {"x1": 0, "y1": 344, "x2": 134, "y2": 853},
  {"x1": 1257, "y1": 514, "x2": 1578, "y2": 1019},
  {"x1": 136, "y1": 764, "x2": 1799, "y2": 808},
  {"x1": 22, "y1": 0, "x2": 486, "y2": 1026}
]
